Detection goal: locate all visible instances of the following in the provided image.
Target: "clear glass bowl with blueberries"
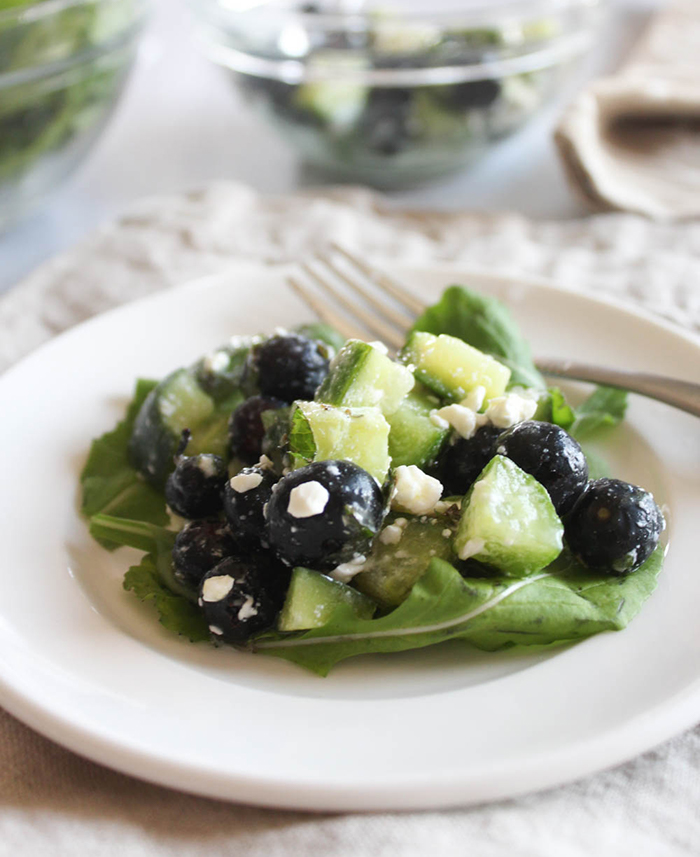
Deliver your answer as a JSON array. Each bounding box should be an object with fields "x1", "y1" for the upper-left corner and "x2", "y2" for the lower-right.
[{"x1": 193, "y1": 0, "x2": 603, "y2": 188}]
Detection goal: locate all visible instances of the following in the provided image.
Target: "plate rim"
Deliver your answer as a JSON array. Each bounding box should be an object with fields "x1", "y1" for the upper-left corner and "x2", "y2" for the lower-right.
[{"x1": 1, "y1": 260, "x2": 699, "y2": 812}]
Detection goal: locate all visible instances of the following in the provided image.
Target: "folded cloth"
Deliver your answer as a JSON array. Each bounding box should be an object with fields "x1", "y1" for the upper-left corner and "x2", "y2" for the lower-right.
[
  {"x1": 555, "y1": 0, "x2": 700, "y2": 220},
  {"x1": 1, "y1": 182, "x2": 700, "y2": 856}
]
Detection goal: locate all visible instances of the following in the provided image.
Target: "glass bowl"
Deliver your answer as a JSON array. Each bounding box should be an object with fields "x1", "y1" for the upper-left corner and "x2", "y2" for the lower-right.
[
  {"x1": 0, "y1": 0, "x2": 148, "y2": 230},
  {"x1": 193, "y1": 0, "x2": 603, "y2": 189}
]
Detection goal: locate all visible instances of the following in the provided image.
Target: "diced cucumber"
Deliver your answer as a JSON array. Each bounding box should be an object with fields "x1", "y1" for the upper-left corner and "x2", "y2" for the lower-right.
[
  {"x1": 454, "y1": 455, "x2": 563, "y2": 577},
  {"x1": 278, "y1": 567, "x2": 376, "y2": 631},
  {"x1": 387, "y1": 384, "x2": 449, "y2": 468},
  {"x1": 354, "y1": 507, "x2": 460, "y2": 608},
  {"x1": 129, "y1": 369, "x2": 216, "y2": 486},
  {"x1": 316, "y1": 339, "x2": 415, "y2": 416},
  {"x1": 401, "y1": 331, "x2": 510, "y2": 402},
  {"x1": 289, "y1": 401, "x2": 391, "y2": 484}
]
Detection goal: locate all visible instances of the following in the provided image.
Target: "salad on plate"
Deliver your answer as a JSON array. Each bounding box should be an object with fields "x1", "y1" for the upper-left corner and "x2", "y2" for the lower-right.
[{"x1": 81, "y1": 285, "x2": 665, "y2": 676}]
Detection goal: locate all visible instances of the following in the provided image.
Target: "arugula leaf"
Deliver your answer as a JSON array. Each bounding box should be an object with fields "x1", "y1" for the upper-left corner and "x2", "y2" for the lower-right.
[
  {"x1": 124, "y1": 554, "x2": 209, "y2": 643},
  {"x1": 571, "y1": 387, "x2": 628, "y2": 440},
  {"x1": 411, "y1": 285, "x2": 545, "y2": 389},
  {"x1": 254, "y1": 548, "x2": 662, "y2": 676},
  {"x1": 89, "y1": 513, "x2": 198, "y2": 604},
  {"x1": 81, "y1": 379, "x2": 168, "y2": 547}
]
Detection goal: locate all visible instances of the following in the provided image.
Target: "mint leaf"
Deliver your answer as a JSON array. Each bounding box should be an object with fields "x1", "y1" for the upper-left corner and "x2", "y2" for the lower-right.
[
  {"x1": 124, "y1": 554, "x2": 209, "y2": 642},
  {"x1": 81, "y1": 379, "x2": 168, "y2": 547},
  {"x1": 411, "y1": 285, "x2": 545, "y2": 389},
  {"x1": 549, "y1": 387, "x2": 576, "y2": 430},
  {"x1": 288, "y1": 407, "x2": 317, "y2": 466},
  {"x1": 254, "y1": 548, "x2": 662, "y2": 676},
  {"x1": 571, "y1": 386, "x2": 628, "y2": 440}
]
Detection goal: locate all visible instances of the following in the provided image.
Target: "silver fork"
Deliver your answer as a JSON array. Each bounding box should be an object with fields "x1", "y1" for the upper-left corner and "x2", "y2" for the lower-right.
[{"x1": 288, "y1": 242, "x2": 700, "y2": 419}]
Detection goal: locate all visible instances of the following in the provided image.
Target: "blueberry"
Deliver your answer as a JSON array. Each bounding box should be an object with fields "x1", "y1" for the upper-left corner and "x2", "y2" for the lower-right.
[
  {"x1": 266, "y1": 460, "x2": 385, "y2": 571},
  {"x1": 164, "y1": 454, "x2": 227, "y2": 519},
  {"x1": 223, "y1": 465, "x2": 278, "y2": 546},
  {"x1": 229, "y1": 395, "x2": 286, "y2": 465},
  {"x1": 437, "y1": 424, "x2": 503, "y2": 495},
  {"x1": 248, "y1": 334, "x2": 330, "y2": 402},
  {"x1": 565, "y1": 478, "x2": 664, "y2": 575},
  {"x1": 361, "y1": 88, "x2": 414, "y2": 156},
  {"x1": 199, "y1": 554, "x2": 291, "y2": 644},
  {"x1": 172, "y1": 520, "x2": 239, "y2": 589},
  {"x1": 447, "y1": 79, "x2": 501, "y2": 109},
  {"x1": 495, "y1": 421, "x2": 588, "y2": 516}
]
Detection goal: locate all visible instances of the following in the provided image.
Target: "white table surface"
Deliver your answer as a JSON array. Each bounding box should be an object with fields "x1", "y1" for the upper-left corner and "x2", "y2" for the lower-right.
[{"x1": 0, "y1": 0, "x2": 662, "y2": 297}]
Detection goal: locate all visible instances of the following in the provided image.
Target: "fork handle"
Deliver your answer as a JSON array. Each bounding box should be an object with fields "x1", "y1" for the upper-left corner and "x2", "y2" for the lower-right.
[{"x1": 536, "y1": 359, "x2": 700, "y2": 419}]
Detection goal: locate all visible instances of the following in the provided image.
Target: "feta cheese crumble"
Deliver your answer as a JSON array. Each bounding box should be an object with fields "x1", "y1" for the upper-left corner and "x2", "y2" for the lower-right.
[
  {"x1": 257, "y1": 454, "x2": 274, "y2": 471},
  {"x1": 458, "y1": 537, "x2": 486, "y2": 561},
  {"x1": 288, "y1": 481, "x2": 330, "y2": 518},
  {"x1": 201, "y1": 575, "x2": 235, "y2": 603},
  {"x1": 329, "y1": 554, "x2": 366, "y2": 583},
  {"x1": 391, "y1": 465, "x2": 443, "y2": 516},
  {"x1": 431, "y1": 388, "x2": 538, "y2": 439},
  {"x1": 202, "y1": 350, "x2": 229, "y2": 374},
  {"x1": 196, "y1": 456, "x2": 219, "y2": 478},
  {"x1": 460, "y1": 385, "x2": 486, "y2": 412},
  {"x1": 432, "y1": 403, "x2": 484, "y2": 440},
  {"x1": 230, "y1": 471, "x2": 263, "y2": 493},
  {"x1": 379, "y1": 524, "x2": 403, "y2": 545},
  {"x1": 237, "y1": 596, "x2": 259, "y2": 621},
  {"x1": 485, "y1": 392, "x2": 537, "y2": 429}
]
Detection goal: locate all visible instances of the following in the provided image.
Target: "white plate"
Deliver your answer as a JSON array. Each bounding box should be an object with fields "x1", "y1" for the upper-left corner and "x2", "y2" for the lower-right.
[{"x1": 1, "y1": 262, "x2": 699, "y2": 812}]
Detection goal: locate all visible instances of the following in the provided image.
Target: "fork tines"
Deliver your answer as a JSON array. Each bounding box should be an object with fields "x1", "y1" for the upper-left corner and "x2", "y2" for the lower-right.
[{"x1": 287, "y1": 243, "x2": 426, "y2": 351}]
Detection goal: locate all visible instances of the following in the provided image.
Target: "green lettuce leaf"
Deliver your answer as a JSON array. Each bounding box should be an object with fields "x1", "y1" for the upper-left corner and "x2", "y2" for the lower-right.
[
  {"x1": 254, "y1": 548, "x2": 662, "y2": 676},
  {"x1": 81, "y1": 379, "x2": 168, "y2": 547},
  {"x1": 571, "y1": 386, "x2": 628, "y2": 440},
  {"x1": 124, "y1": 554, "x2": 209, "y2": 643},
  {"x1": 411, "y1": 285, "x2": 545, "y2": 389}
]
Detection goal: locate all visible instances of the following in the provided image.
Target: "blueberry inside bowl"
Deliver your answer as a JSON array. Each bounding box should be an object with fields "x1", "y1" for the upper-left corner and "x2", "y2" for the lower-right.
[{"x1": 192, "y1": 0, "x2": 603, "y2": 188}]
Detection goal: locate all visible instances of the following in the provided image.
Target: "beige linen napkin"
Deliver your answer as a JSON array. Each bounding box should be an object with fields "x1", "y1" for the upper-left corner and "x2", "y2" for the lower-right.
[
  {"x1": 555, "y1": 0, "x2": 700, "y2": 220},
  {"x1": 2, "y1": 182, "x2": 700, "y2": 856}
]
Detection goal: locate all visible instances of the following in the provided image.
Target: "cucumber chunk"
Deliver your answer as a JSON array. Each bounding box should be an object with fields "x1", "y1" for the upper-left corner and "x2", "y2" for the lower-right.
[
  {"x1": 129, "y1": 369, "x2": 215, "y2": 487},
  {"x1": 401, "y1": 331, "x2": 510, "y2": 402},
  {"x1": 354, "y1": 507, "x2": 460, "y2": 608},
  {"x1": 289, "y1": 401, "x2": 391, "y2": 484},
  {"x1": 387, "y1": 384, "x2": 449, "y2": 468},
  {"x1": 278, "y1": 567, "x2": 376, "y2": 631},
  {"x1": 454, "y1": 455, "x2": 563, "y2": 577},
  {"x1": 316, "y1": 339, "x2": 415, "y2": 416}
]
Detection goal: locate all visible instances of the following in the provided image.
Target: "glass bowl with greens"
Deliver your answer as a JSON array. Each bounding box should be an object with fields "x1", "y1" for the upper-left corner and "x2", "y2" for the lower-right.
[
  {"x1": 0, "y1": 0, "x2": 148, "y2": 230},
  {"x1": 194, "y1": 0, "x2": 603, "y2": 189}
]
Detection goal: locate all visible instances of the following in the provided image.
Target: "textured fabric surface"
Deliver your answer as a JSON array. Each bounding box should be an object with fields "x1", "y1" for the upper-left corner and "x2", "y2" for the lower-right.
[
  {"x1": 1, "y1": 181, "x2": 700, "y2": 856},
  {"x1": 556, "y1": 0, "x2": 700, "y2": 220}
]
